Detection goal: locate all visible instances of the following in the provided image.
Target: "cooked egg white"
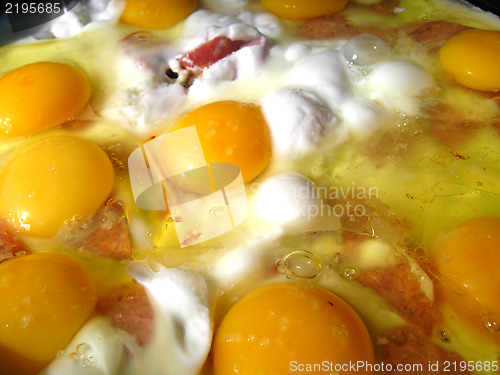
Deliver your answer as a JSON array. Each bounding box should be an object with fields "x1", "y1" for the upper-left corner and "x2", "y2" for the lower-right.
[
  {"x1": 40, "y1": 317, "x2": 125, "y2": 375},
  {"x1": 261, "y1": 88, "x2": 339, "y2": 156},
  {"x1": 362, "y1": 60, "x2": 435, "y2": 115}
]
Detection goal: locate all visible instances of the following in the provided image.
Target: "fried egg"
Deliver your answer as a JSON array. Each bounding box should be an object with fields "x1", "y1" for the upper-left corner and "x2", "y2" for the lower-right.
[
  {"x1": 0, "y1": 136, "x2": 114, "y2": 238},
  {"x1": 120, "y1": 0, "x2": 198, "y2": 29},
  {"x1": 0, "y1": 62, "x2": 91, "y2": 137},
  {"x1": 260, "y1": 0, "x2": 348, "y2": 20},
  {"x1": 439, "y1": 29, "x2": 500, "y2": 92},
  {"x1": 171, "y1": 100, "x2": 272, "y2": 183},
  {"x1": 0, "y1": 253, "x2": 96, "y2": 374},
  {"x1": 213, "y1": 283, "x2": 374, "y2": 375},
  {"x1": 432, "y1": 216, "x2": 500, "y2": 318},
  {"x1": 42, "y1": 262, "x2": 211, "y2": 375}
]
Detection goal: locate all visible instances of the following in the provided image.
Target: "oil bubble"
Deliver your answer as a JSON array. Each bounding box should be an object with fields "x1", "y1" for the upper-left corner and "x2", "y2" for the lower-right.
[
  {"x1": 280, "y1": 250, "x2": 321, "y2": 279},
  {"x1": 482, "y1": 313, "x2": 500, "y2": 332},
  {"x1": 342, "y1": 34, "x2": 390, "y2": 66},
  {"x1": 71, "y1": 343, "x2": 95, "y2": 368},
  {"x1": 342, "y1": 267, "x2": 357, "y2": 280},
  {"x1": 484, "y1": 319, "x2": 499, "y2": 332},
  {"x1": 332, "y1": 252, "x2": 342, "y2": 264},
  {"x1": 437, "y1": 327, "x2": 454, "y2": 343}
]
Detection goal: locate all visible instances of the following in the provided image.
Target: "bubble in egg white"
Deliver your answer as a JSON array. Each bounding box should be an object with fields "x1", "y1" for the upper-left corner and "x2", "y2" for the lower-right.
[
  {"x1": 438, "y1": 326, "x2": 455, "y2": 342},
  {"x1": 482, "y1": 313, "x2": 500, "y2": 333},
  {"x1": 280, "y1": 250, "x2": 322, "y2": 279},
  {"x1": 342, "y1": 34, "x2": 390, "y2": 66},
  {"x1": 41, "y1": 317, "x2": 125, "y2": 375},
  {"x1": 342, "y1": 267, "x2": 358, "y2": 280}
]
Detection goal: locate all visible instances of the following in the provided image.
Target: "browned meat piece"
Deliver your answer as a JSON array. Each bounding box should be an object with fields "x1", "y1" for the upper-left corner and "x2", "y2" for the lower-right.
[
  {"x1": 404, "y1": 20, "x2": 472, "y2": 53},
  {"x1": 344, "y1": 233, "x2": 471, "y2": 371},
  {"x1": 382, "y1": 326, "x2": 470, "y2": 374},
  {"x1": 426, "y1": 103, "x2": 482, "y2": 148},
  {"x1": 359, "y1": 261, "x2": 436, "y2": 335},
  {"x1": 96, "y1": 283, "x2": 154, "y2": 347},
  {"x1": 300, "y1": 16, "x2": 470, "y2": 54},
  {"x1": 300, "y1": 14, "x2": 398, "y2": 44},
  {"x1": 361, "y1": 259, "x2": 472, "y2": 372},
  {"x1": 0, "y1": 220, "x2": 30, "y2": 264},
  {"x1": 82, "y1": 200, "x2": 132, "y2": 260}
]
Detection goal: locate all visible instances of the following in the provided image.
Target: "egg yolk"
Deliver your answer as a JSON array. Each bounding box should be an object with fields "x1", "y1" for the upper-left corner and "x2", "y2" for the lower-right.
[
  {"x1": 0, "y1": 253, "x2": 96, "y2": 375},
  {"x1": 432, "y1": 217, "x2": 500, "y2": 317},
  {"x1": 120, "y1": 0, "x2": 197, "y2": 29},
  {"x1": 260, "y1": 0, "x2": 348, "y2": 20},
  {"x1": 0, "y1": 136, "x2": 115, "y2": 238},
  {"x1": 171, "y1": 101, "x2": 272, "y2": 183},
  {"x1": 213, "y1": 283, "x2": 374, "y2": 375},
  {"x1": 439, "y1": 29, "x2": 500, "y2": 92},
  {"x1": 0, "y1": 62, "x2": 91, "y2": 138}
]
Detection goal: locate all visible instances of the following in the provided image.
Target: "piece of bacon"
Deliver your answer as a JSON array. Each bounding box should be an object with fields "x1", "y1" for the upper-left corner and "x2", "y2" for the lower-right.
[
  {"x1": 0, "y1": 220, "x2": 30, "y2": 264},
  {"x1": 300, "y1": 14, "x2": 399, "y2": 44},
  {"x1": 343, "y1": 233, "x2": 471, "y2": 372},
  {"x1": 81, "y1": 200, "x2": 132, "y2": 260},
  {"x1": 172, "y1": 33, "x2": 269, "y2": 86},
  {"x1": 96, "y1": 283, "x2": 154, "y2": 347},
  {"x1": 403, "y1": 20, "x2": 472, "y2": 53},
  {"x1": 300, "y1": 16, "x2": 470, "y2": 54},
  {"x1": 343, "y1": 234, "x2": 436, "y2": 334},
  {"x1": 359, "y1": 260, "x2": 436, "y2": 335},
  {"x1": 178, "y1": 36, "x2": 248, "y2": 70},
  {"x1": 426, "y1": 103, "x2": 483, "y2": 148}
]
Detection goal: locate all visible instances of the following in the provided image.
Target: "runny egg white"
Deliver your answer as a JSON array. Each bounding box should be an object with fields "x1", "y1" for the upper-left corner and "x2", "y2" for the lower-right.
[{"x1": 1, "y1": 0, "x2": 500, "y2": 374}]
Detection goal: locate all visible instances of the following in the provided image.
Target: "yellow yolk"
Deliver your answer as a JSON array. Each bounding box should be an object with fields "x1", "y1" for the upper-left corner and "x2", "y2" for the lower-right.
[
  {"x1": 432, "y1": 217, "x2": 500, "y2": 317},
  {"x1": 172, "y1": 101, "x2": 272, "y2": 183},
  {"x1": 0, "y1": 253, "x2": 96, "y2": 375},
  {"x1": 0, "y1": 62, "x2": 91, "y2": 137},
  {"x1": 260, "y1": 0, "x2": 348, "y2": 20},
  {"x1": 213, "y1": 283, "x2": 374, "y2": 375},
  {"x1": 439, "y1": 29, "x2": 500, "y2": 92},
  {"x1": 120, "y1": 0, "x2": 197, "y2": 29},
  {"x1": 0, "y1": 136, "x2": 115, "y2": 238}
]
